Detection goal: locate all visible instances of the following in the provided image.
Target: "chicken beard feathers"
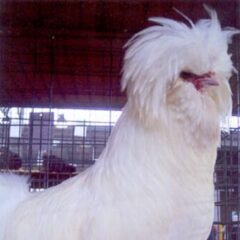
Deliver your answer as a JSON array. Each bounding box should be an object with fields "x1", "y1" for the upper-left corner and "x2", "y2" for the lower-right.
[
  {"x1": 208, "y1": 80, "x2": 233, "y2": 131},
  {"x1": 166, "y1": 81, "x2": 221, "y2": 148}
]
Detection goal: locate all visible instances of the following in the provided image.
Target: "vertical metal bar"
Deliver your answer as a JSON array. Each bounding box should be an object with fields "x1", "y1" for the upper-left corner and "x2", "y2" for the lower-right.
[
  {"x1": 234, "y1": 2, "x2": 240, "y2": 239},
  {"x1": 108, "y1": 39, "x2": 113, "y2": 135},
  {"x1": 5, "y1": 118, "x2": 10, "y2": 170},
  {"x1": 39, "y1": 114, "x2": 43, "y2": 170},
  {"x1": 71, "y1": 126, "x2": 75, "y2": 165},
  {"x1": 93, "y1": 125, "x2": 96, "y2": 162},
  {"x1": 44, "y1": 35, "x2": 55, "y2": 188},
  {"x1": 28, "y1": 111, "x2": 34, "y2": 173},
  {"x1": 60, "y1": 127, "x2": 64, "y2": 161},
  {"x1": 82, "y1": 120, "x2": 86, "y2": 168}
]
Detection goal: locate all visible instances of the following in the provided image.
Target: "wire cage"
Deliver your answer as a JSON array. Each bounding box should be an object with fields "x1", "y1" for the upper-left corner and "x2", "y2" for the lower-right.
[
  {"x1": 214, "y1": 131, "x2": 240, "y2": 240},
  {"x1": 0, "y1": 108, "x2": 119, "y2": 189},
  {"x1": 208, "y1": 43, "x2": 240, "y2": 239}
]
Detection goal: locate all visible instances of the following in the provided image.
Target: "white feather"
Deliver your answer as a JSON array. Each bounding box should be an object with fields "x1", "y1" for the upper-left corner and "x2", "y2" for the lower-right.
[{"x1": 0, "y1": 174, "x2": 30, "y2": 239}]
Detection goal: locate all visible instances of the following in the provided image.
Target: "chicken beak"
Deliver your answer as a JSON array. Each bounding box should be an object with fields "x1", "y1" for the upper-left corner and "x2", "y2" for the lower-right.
[
  {"x1": 201, "y1": 77, "x2": 219, "y2": 87},
  {"x1": 180, "y1": 71, "x2": 219, "y2": 91}
]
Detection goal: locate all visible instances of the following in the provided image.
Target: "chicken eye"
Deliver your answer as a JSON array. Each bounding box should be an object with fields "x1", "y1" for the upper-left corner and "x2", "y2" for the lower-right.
[{"x1": 180, "y1": 71, "x2": 198, "y2": 80}]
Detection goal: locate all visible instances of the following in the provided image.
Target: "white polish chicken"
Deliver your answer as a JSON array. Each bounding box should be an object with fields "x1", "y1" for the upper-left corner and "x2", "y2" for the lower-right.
[{"x1": 0, "y1": 6, "x2": 239, "y2": 240}]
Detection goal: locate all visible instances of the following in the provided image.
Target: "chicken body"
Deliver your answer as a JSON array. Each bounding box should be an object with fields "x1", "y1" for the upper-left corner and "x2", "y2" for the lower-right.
[{"x1": 1, "y1": 94, "x2": 219, "y2": 240}]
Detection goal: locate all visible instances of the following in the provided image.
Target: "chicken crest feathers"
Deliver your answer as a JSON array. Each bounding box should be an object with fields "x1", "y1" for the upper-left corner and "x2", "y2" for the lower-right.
[{"x1": 122, "y1": 7, "x2": 239, "y2": 120}]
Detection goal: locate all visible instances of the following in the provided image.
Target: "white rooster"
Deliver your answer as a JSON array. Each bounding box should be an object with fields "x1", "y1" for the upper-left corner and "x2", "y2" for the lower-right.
[{"x1": 0, "y1": 6, "x2": 239, "y2": 240}]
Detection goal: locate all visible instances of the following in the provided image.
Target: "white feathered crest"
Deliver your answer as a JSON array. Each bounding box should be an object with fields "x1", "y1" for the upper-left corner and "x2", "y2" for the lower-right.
[{"x1": 122, "y1": 6, "x2": 239, "y2": 121}]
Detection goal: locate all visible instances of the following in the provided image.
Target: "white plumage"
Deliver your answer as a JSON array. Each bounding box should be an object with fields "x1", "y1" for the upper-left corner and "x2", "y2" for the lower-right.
[{"x1": 0, "y1": 7, "x2": 239, "y2": 240}]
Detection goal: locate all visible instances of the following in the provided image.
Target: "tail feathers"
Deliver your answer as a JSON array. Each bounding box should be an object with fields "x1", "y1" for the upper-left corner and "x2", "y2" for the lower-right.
[{"x1": 0, "y1": 174, "x2": 30, "y2": 239}]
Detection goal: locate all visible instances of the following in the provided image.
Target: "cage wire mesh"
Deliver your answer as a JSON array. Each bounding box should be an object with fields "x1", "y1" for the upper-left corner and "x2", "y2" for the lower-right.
[
  {"x1": 0, "y1": 4, "x2": 240, "y2": 240},
  {"x1": 0, "y1": 108, "x2": 119, "y2": 189},
  {"x1": 209, "y1": 23, "x2": 240, "y2": 239}
]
